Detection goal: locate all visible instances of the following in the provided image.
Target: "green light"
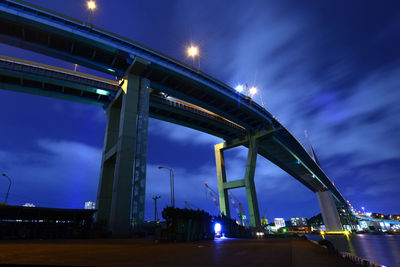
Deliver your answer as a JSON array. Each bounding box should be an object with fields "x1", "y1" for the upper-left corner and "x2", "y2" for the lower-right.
[
  {"x1": 283, "y1": 228, "x2": 287, "y2": 233},
  {"x1": 96, "y1": 89, "x2": 110, "y2": 96}
]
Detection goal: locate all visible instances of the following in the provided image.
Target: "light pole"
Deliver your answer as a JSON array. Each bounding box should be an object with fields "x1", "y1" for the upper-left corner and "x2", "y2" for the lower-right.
[
  {"x1": 2, "y1": 173, "x2": 12, "y2": 204},
  {"x1": 157, "y1": 166, "x2": 174, "y2": 208},
  {"x1": 187, "y1": 45, "x2": 200, "y2": 69},
  {"x1": 235, "y1": 83, "x2": 258, "y2": 98},
  {"x1": 152, "y1": 196, "x2": 161, "y2": 222},
  {"x1": 86, "y1": 1, "x2": 96, "y2": 24}
]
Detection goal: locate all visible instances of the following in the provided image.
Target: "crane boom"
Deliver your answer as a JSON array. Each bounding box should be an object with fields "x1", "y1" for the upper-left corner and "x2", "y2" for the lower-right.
[{"x1": 204, "y1": 182, "x2": 220, "y2": 213}]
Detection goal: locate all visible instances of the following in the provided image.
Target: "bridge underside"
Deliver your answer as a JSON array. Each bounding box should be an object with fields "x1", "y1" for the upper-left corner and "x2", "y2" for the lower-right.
[
  {"x1": 0, "y1": 55, "x2": 341, "y2": 196},
  {"x1": 0, "y1": 58, "x2": 341, "y2": 193},
  {"x1": 0, "y1": 0, "x2": 347, "y2": 233},
  {"x1": 0, "y1": 55, "x2": 346, "y2": 232}
]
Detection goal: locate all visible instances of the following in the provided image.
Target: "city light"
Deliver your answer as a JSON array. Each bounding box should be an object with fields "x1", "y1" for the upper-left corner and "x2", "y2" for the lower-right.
[
  {"x1": 87, "y1": 1, "x2": 96, "y2": 10},
  {"x1": 187, "y1": 46, "x2": 199, "y2": 58}
]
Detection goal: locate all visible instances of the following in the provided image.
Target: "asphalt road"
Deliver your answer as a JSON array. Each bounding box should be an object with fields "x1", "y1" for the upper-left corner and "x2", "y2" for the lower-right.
[{"x1": 0, "y1": 237, "x2": 360, "y2": 266}]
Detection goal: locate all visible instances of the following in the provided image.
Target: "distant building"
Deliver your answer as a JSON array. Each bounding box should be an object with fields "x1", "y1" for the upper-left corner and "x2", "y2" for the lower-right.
[
  {"x1": 84, "y1": 201, "x2": 96, "y2": 210},
  {"x1": 274, "y1": 218, "x2": 285, "y2": 228},
  {"x1": 23, "y1": 203, "x2": 35, "y2": 207},
  {"x1": 291, "y1": 217, "x2": 307, "y2": 226}
]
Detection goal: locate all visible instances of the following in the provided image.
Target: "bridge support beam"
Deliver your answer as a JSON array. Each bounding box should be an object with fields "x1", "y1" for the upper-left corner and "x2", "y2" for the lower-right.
[
  {"x1": 316, "y1": 191, "x2": 343, "y2": 231},
  {"x1": 96, "y1": 58, "x2": 150, "y2": 236},
  {"x1": 214, "y1": 128, "x2": 275, "y2": 228}
]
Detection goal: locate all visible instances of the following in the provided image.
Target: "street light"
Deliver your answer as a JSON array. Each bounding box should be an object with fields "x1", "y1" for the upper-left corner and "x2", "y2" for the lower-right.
[
  {"x1": 87, "y1": 0, "x2": 96, "y2": 10},
  {"x1": 86, "y1": 1, "x2": 96, "y2": 24},
  {"x1": 235, "y1": 83, "x2": 258, "y2": 97},
  {"x1": 249, "y1": 86, "x2": 257, "y2": 96},
  {"x1": 187, "y1": 45, "x2": 200, "y2": 69},
  {"x1": 157, "y1": 166, "x2": 174, "y2": 208},
  {"x1": 234, "y1": 83, "x2": 265, "y2": 106},
  {"x1": 152, "y1": 196, "x2": 161, "y2": 222},
  {"x1": 2, "y1": 173, "x2": 12, "y2": 204},
  {"x1": 187, "y1": 45, "x2": 199, "y2": 58},
  {"x1": 235, "y1": 84, "x2": 244, "y2": 93}
]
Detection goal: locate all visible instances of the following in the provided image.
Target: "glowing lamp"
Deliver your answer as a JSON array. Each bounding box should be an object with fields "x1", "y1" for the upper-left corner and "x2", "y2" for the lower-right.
[
  {"x1": 235, "y1": 84, "x2": 244, "y2": 93},
  {"x1": 187, "y1": 46, "x2": 199, "y2": 57},
  {"x1": 87, "y1": 1, "x2": 96, "y2": 10},
  {"x1": 249, "y1": 86, "x2": 257, "y2": 96},
  {"x1": 214, "y1": 223, "x2": 222, "y2": 233},
  {"x1": 96, "y1": 89, "x2": 110, "y2": 96}
]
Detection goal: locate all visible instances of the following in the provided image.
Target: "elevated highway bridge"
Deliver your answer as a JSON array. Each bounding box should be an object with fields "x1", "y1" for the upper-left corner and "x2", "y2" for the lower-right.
[{"x1": 0, "y1": 0, "x2": 347, "y2": 234}]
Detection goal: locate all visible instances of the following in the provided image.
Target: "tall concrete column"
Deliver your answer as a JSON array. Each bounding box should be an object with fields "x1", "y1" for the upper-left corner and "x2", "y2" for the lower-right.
[
  {"x1": 96, "y1": 59, "x2": 150, "y2": 236},
  {"x1": 96, "y1": 105, "x2": 120, "y2": 224},
  {"x1": 316, "y1": 190, "x2": 343, "y2": 231},
  {"x1": 214, "y1": 128, "x2": 275, "y2": 228},
  {"x1": 109, "y1": 73, "x2": 140, "y2": 236},
  {"x1": 244, "y1": 136, "x2": 260, "y2": 228},
  {"x1": 215, "y1": 143, "x2": 230, "y2": 218},
  {"x1": 132, "y1": 78, "x2": 150, "y2": 229}
]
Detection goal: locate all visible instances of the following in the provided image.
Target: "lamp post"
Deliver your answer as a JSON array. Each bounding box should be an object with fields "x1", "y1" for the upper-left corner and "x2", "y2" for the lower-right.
[
  {"x1": 152, "y1": 196, "x2": 161, "y2": 222},
  {"x1": 2, "y1": 173, "x2": 12, "y2": 204},
  {"x1": 86, "y1": 1, "x2": 96, "y2": 23},
  {"x1": 157, "y1": 166, "x2": 174, "y2": 208},
  {"x1": 235, "y1": 83, "x2": 258, "y2": 98},
  {"x1": 187, "y1": 45, "x2": 200, "y2": 69}
]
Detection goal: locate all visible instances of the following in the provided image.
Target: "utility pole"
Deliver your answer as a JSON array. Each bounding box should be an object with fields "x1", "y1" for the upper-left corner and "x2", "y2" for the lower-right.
[
  {"x1": 152, "y1": 196, "x2": 161, "y2": 222},
  {"x1": 157, "y1": 166, "x2": 175, "y2": 208},
  {"x1": 1, "y1": 174, "x2": 12, "y2": 204}
]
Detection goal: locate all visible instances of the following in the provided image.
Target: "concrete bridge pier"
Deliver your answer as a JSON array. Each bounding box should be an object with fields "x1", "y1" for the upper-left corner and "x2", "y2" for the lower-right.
[
  {"x1": 316, "y1": 190, "x2": 343, "y2": 231},
  {"x1": 215, "y1": 128, "x2": 275, "y2": 228},
  {"x1": 96, "y1": 58, "x2": 149, "y2": 236}
]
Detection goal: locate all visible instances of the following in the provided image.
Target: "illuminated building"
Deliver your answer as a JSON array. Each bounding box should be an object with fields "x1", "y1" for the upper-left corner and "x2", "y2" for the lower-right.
[
  {"x1": 84, "y1": 201, "x2": 96, "y2": 210},
  {"x1": 291, "y1": 217, "x2": 307, "y2": 226},
  {"x1": 274, "y1": 218, "x2": 285, "y2": 228}
]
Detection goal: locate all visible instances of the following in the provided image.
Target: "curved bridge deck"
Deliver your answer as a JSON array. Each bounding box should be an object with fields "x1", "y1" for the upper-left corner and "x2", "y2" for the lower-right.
[{"x1": 0, "y1": 55, "x2": 345, "y2": 204}]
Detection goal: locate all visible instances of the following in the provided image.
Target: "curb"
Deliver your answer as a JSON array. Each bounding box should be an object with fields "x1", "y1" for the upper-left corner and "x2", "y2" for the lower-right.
[
  {"x1": 306, "y1": 237, "x2": 384, "y2": 267},
  {"x1": 340, "y1": 251, "x2": 384, "y2": 267}
]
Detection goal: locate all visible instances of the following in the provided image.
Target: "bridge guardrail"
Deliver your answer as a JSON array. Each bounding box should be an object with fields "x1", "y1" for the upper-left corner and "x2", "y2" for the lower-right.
[{"x1": 151, "y1": 95, "x2": 244, "y2": 133}]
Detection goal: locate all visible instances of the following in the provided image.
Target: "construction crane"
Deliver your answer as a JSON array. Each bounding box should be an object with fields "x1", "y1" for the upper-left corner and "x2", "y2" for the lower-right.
[
  {"x1": 228, "y1": 191, "x2": 247, "y2": 226},
  {"x1": 204, "y1": 182, "x2": 220, "y2": 214},
  {"x1": 184, "y1": 201, "x2": 199, "y2": 210},
  {"x1": 184, "y1": 201, "x2": 192, "y2": 210}
]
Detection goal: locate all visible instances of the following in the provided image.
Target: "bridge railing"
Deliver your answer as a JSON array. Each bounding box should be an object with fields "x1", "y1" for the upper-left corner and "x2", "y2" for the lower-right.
[
  {"x1": 151, "y1": 95, "x2": 244, "y2": 133},
  {"x1": 0, "y1": 56, "x2": 119, "y2": 92}
]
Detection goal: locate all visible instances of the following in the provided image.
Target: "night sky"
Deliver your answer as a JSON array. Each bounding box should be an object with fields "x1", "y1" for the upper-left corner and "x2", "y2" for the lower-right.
[{"x1": 0, "y1": 0, "x2": 399, "y2": 222}]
